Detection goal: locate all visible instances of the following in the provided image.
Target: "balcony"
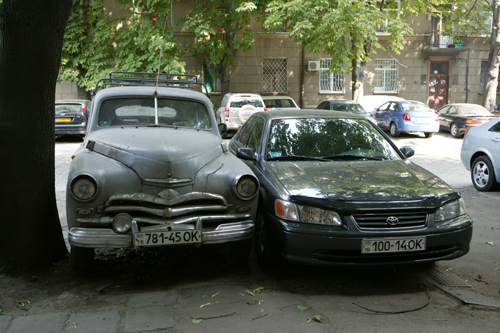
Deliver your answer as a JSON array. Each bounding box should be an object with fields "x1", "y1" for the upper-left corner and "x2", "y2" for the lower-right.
[{"x1": 422, "y1": 32, "x2": 469, "y2": 56}]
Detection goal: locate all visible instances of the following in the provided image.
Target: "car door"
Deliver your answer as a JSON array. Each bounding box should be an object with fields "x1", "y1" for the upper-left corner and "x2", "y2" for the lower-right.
[
  {"x1": 489, "y1": 120, "x2": 500, "y2": 171},
  {"x1": 437, "y1": 106, "x2": 450, "y2": 130},
  {"x1": 441, "y1": 105, "x2": 456, "y2": 131},
  {"x1": 374, "y1": 102, "x2": 391, "y2": 129}
]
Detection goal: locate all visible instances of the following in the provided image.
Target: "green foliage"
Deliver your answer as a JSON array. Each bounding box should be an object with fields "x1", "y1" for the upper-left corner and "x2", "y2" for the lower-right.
[
  {"x1": 59, "y1": 0, "x2": 185, "y2": 93},
  {"x1": 180, "y1": 1, "x2": 263, "y2": 67}
]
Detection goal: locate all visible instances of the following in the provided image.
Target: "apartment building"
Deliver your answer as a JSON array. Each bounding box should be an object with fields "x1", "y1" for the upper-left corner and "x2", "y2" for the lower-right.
[{"x1": 56, "y1": 1, "x2": 493, "y2": 111}]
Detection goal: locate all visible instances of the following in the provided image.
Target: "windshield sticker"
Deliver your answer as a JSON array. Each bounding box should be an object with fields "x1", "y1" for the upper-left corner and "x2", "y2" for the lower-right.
[{"x1": 270, "y1": 151, "x2": 282, "y2": 158}]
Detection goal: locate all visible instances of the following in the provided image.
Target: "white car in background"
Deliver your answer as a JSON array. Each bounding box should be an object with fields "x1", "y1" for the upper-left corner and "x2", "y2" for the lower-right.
[
  {"x1": 262, "y1": 96, "x2": 300, "y2": 110},
  {"x1": 460, "y1": 117, "x2": 500, "y2": 191},
  {"x1": 215, "y1": 93, "x2": 266, "y2": 138}
]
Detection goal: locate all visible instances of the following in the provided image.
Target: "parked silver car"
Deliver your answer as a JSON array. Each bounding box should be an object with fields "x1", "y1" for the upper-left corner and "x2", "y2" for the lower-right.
[
  {"x1": 460, "y1": 117, "x2": 500, "y2": 191},
  {"x1": 66, "y1": 72, "x2": 259, "y2": 271}
]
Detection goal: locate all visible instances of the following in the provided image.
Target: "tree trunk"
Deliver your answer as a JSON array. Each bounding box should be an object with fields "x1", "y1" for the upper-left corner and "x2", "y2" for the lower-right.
[
  {"x1": 0, "y1": 0, "x2": 72, "y2": 272},
  {"x1": 483, "y1": 2, "x2": 500, "y2": 111}
]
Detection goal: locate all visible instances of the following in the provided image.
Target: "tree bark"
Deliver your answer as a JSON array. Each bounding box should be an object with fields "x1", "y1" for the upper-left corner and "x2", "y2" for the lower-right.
[
  {"x1": 0, "y1": 0, "x2": 72, "y2": 271},
  {"x1": 483, "y1": 1, "x2": 500, "y2": 111}
]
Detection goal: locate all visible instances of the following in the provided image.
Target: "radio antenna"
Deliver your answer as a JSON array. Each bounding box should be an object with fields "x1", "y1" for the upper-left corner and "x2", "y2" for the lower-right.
[{"x1": 155, "y1": 13, "x2": 170, "y2": 95}]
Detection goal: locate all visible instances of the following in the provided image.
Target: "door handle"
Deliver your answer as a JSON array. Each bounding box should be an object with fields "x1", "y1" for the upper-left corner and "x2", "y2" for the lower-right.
[{"x1": 492, "y1": 137, "x2": 500, "y2": 142}]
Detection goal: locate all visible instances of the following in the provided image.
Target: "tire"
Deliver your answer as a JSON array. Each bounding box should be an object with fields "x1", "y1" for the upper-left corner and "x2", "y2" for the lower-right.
[
  {"x1": 70, "y1": 246, "x2": 94, "y2": 273},
  {"x1": 471, "y1": 156, "x2": 498, "y2": 191},
  {"x1": 450, "y1": 123, "x2": 460, "y2": 138},
  {"x1": 424, "y1": 132, "x2": 434, "y2": 138},
  {"x1": 214, "y1": 239, "x2": 252, "y2": 266},
  {"x1": 255, "y1": 206, "x2": 276, "y2": 267},
  {"x1": 389, "y1": 122, "x2": 400, "y2": 137}
]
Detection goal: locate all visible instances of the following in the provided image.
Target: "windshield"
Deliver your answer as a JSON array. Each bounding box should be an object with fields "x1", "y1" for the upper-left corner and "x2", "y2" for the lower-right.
[
  {"x1": 264, "y1": 98, "x2": 297, "y2": 108},
  {"x1": 97, "y1": 97, "x2": 211, "y2": 129},
  {"x1": 230, "y1": 98, "x2": 264, "y2": 108},
  {"x1": 55, "y1": 104, "x2": 82, "y2": 114},
  {"x1": 266, "y1": 118, "x2": 401, "y2": 161},
  {"x1": 400, "y1": 102, "x2": 432, "y2": 113},
  {"x1": 330, "y1": 103, "x2": 367, "y2": 115}
]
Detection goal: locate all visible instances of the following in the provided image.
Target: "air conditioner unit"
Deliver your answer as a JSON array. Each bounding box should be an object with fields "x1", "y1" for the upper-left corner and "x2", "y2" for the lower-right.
[{"x1": 307, "y1": 61, "x2": 320, "y2": 71}]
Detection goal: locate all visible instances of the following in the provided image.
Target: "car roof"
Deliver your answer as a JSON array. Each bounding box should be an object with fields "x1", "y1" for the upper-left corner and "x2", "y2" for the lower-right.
[
  {"x1": 323, "y1": 99, "x2": 359, "y2": 104},
  {"x1": 55, "y1": 99, "x2": 91, "y2": 103},
  {"x1": 262, "y1": 96, "x2": 294, "y2": 100},
  {"x1": 253, "y1": 109, "x2": 366, "y2": 120},
  {"x1": 94, "y1": 85, "x2": 211, "y2": 103}
]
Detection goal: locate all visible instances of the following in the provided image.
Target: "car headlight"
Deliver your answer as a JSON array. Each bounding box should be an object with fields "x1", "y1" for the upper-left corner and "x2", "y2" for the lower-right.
[
  {"x1": 112, "y1": 213, "x2": 132, "y2": 233},
  {"x1": 71, "y1": 175, "x2": 98, "y2": 201},
  {"x1": 435, "y1": 198, "x2": 466, "y2": 223},
  {"x1": 275, "y1": 199, "x2": 342, "y2": 226},
  {"x1": 233, "y1": 175, "x2": 259, "y2": 200}
]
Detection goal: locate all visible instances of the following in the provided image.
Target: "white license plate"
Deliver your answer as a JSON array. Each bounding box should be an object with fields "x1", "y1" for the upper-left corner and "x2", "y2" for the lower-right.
[
  {"x1": 134, "y1": 230, "x2": 202, "y2": 247},
  {"x1": 362, "y1": 237, "x2": 426, "y2": 254}
]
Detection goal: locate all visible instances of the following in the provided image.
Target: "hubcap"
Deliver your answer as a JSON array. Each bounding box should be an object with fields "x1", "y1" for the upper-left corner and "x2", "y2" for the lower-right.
[
  {"x1": 473, "y1": 161, "x2": 489, "y2": 187},
  {"x1": 451, "y1": 125, "x2": 457, "y2": 136}
]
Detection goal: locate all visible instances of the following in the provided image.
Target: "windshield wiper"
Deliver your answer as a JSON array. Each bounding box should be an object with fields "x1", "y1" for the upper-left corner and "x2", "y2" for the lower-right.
[
  {"x1": 268, "y1": 155, "x2": 330, "y2": 161},
  {"x1": 322, "y1": 154, "x2": 384, "y2": 161}
]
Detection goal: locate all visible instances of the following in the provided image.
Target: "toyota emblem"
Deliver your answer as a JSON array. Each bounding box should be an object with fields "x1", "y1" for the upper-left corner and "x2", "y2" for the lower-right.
[{"x1": 386, "y1": 216, "x2": 399, "y2": 225}]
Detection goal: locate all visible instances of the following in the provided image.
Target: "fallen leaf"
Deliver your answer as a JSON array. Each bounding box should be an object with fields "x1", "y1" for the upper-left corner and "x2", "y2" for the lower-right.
[
  {"x1": 297, "y1": 305, "x2": 309, "y2": 311},
  {"x1": 0, "y1": 310, "x2": 6, "y2": 315},
  {"x1": 258, "y1": 300, "x2": 264, "y2": 305},
  {"x1": 247, "y1": 300, "x2": 258, "y2": 306},
  {"x1": 192, "y1": 318, "x2": 202, "y2": 325},
  {"x1": 211, "y1": 292, "x2": 220, "y2": 298},
  {"x1": 200, "y1": 302, "x2": 219, "y2": 308},
  {"x1": 486, "y1": 241, "x2": 497, "y2": 246},
  {"x1": 253, "y1": 287, "x2": 265, "y2": 294},
  {"x1": 246, "y1": 290, "x2": 255, "y2": 297},
  {"x1": 312, "y1": 315, "x2": 324, "y2": 323}
]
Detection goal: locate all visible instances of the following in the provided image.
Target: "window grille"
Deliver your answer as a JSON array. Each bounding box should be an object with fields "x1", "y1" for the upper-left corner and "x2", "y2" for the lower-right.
[
  {"x1": 374, "y1": 59, "x2": 399, "y2": 93},
  {"x1": 320, "y1": 59, "x2": 344, "y2": 93},
  {"x1": 263, "y1": 58, "x2": 288, "y2": 93}
]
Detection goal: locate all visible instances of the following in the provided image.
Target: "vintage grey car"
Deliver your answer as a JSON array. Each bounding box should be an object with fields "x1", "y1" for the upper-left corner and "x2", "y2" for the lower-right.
[{"x1": 66, "y1": 72, "x2": 259, "y2": 271}]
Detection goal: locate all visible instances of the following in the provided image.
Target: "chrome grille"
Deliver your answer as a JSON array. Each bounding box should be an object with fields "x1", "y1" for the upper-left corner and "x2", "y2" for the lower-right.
[{"x1": 352, "y1": 212, "x2": 428, "y2": 230}]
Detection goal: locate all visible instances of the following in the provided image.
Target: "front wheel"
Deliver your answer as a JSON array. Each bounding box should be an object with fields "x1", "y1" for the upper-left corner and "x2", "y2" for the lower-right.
[
  {"x1": 255, "y1": 207, "x2": 276, "y2": 267},
  {"x1": 471, "y1": 156, "x2": 498, "y2": 191},
  {"x1": 450, "y1": 123, "x2": 460, "y2": 138},
  {"x1": 389, "y1": 122, "x2": 400, "y2": 137}
]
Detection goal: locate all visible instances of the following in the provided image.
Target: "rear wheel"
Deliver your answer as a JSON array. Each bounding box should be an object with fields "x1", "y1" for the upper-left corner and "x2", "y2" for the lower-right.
[
  {"x1": 471, "y1": 156, "x2": 498, "y2": 191},
  {"x1": 450, "y1": 123, "x2": 460, "y2": 138},
  {"x1": 70, "y1": 246, "x2": 94, "y2": 273},
  {"x1": 389, "y1": 122, "x2": 400, "y2": 137}
]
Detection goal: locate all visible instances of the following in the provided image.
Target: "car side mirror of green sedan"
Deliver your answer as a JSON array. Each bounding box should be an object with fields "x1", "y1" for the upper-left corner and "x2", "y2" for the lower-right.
[
  {"x1": 400, "y1": 146, "x2": 415, "y2": 158},
  {"x1": 236, "y1": 148, "x2": 256, "y2": 161}
]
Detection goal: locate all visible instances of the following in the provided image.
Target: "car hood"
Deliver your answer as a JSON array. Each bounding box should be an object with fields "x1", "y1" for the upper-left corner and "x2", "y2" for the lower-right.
[
  {"x1": 267, "y1": 159, "x2": 453, "y2": 202},
  {"x1": 85, "y1": 127, "x2": 223, "y2": 179}
]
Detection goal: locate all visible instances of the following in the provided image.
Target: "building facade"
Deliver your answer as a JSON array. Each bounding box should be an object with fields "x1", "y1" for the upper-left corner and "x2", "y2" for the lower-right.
[{"x1": 57, "y1": 1, "x2": 494, "y2": 111}]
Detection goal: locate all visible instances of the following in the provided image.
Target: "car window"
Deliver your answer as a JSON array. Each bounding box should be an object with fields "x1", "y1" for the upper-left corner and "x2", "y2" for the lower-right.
[
  {"x1": 317, "y1": 102, "x2": 328, "y2": 110},
  {"x1": 247, "y1": 117, "x2": 264, "y2": 151},
  {"x1": 438, "y1": 106, "x2": 450, "y2": 114},
  {"x1": 97, "y1": 98, "x2": 211, "y2": 129},
  {"x1": 459, "y1": 105, "x2": 492, "y2": 116},
  {"x1": 448, "y1": 106, "x2": 457, "y2": 115},
  {"x1": 230, "y1": 97, "x2": 264, "y2": 108},
  {"x1": 279, "y1": 99, "x2": 296, "y2": 108},
  {"x1": 400, "y1": 102, "x2": 432, "y2": 113},
  {"x1": 489, "y1": 120, "x2": 500, "y2": 133},
  {"x1": 266, "y1": 118, "x2": 400, "y2": 160},
  {"x1": 378, "y1": 102, "x2": 390, "y2": 111},
  {"x1": 389, "y1": 103, "x2": 398, "y2": 112},
  {"x1": 234, "y1": 116, "x2": 258, "y2": 146},
  {"x1": 55, "y1": 104, "x2": 82, "y2": 114}
]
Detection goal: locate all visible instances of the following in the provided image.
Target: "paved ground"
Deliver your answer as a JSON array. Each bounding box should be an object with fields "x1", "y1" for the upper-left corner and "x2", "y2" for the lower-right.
[{"x1": 1, "y1": 133, "x2": 500, "y2": 332}]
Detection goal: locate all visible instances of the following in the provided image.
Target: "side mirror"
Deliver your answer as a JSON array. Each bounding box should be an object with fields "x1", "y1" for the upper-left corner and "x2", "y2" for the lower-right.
[
  {"x1": 236, "y1": 148, "x2": 256, "y2": 161},
  {"x1": 218, "y1": 123, "x2": 227, "y2": 136},
  {"x1": 399, "y1": 146, "x2": 415, "y2": 158}
]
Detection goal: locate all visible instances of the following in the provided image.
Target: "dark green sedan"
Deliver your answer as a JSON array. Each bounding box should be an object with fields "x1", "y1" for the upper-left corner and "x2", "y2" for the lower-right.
[{"x1": 229, "y1": 110, "x2": 473, "y2": 267}]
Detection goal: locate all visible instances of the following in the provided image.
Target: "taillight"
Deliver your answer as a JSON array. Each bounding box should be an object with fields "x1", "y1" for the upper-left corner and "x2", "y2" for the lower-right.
[
  {"x1": 403, "y1": 113, "x2": 411, "y2": 121},
  {"x1": 436, "y1": 115, "x2": 440, "y2": 121},
  {"x1": 224, "y1": 108, "x2": 229, "y2": 122},
  {"x1": 264, "y1": 107, "x2": 267, "y2": 111},
  {"x1": 81, "y1": 104, "x2": 86, "y2": 113},
  {"x1": 465, "y1": 119, "x2": 482, "y2": 124}
]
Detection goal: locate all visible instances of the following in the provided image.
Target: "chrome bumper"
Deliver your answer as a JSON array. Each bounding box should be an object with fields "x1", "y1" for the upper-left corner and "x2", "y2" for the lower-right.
[{"x1": 69, "y1": 221, "x2": 254, "y2": 248}]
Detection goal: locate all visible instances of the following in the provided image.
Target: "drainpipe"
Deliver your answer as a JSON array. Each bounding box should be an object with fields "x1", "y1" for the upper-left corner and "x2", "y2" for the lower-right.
[{"x1": 300, "y1": 49, "x2": 305, "y2": 108}]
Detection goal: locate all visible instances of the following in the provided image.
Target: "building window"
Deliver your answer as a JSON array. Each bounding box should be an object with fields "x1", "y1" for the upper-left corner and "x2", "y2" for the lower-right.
[
  {"x1": 376, "y1": 0, "x2": 400, "y2": 35},
  {"x1": 319, "y1": 59, "x2": 344, "y2": 93},
  {"x1": 263, "y1": 58, "x2": 288, "y2": 93},
  {"x1": 374, "y1": 59, "x2": 399, "y2": 93},
  {"x1": 203, "y1": 63, "x2": 221, "y2": 93}
]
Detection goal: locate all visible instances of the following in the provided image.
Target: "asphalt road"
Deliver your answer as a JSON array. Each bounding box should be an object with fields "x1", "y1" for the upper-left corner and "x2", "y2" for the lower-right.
[{"x1": 50, "y1": 132, "x2": 500, "y2": 332}]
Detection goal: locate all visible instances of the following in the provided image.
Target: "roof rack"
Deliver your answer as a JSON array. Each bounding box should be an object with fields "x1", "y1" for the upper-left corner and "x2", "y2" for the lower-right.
[{"x1": 93, "y1": 71, "x2": 210, "y2": 97}]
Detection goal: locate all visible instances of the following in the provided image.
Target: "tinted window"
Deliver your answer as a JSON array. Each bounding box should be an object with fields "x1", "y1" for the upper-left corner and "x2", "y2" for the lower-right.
[
  {"x1": 230, "y1": 97, "x2": 263, "y2": 108},
  {"x1": 98, "y1": 98, "x2": 211, "y2": 129},
  {"x1": 247, "y1": 117, "x2": 264, "y2": 151},
  {"x1": 55, "y1": 103, "x2": 83, "y2": 114},
  {"x1": 234, "y1": 116, "x2": 258, "y2": 146},
  {"x1": 489, "y1": 120, "x2": 500, "y2": 132},
  {"x1": 266, "y1": 118, "x2": 400, "y2": 160}
]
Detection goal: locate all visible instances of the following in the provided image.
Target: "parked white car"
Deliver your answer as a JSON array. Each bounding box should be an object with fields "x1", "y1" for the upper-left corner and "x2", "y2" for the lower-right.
[
  {"x1": 460, "y1": 117, "x2": 500, "y2": 191},
  {"x1": 215, "y1": 93, "x2": 266, "y2": 138},
  {"x1": 262, "y1": 96, "x2": 300, "y2": 110}
]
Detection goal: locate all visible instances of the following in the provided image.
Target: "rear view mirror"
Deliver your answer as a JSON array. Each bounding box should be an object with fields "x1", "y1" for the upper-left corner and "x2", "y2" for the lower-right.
[{"x1": 400, "y1": 146, "x2": 415, "y2": 158}]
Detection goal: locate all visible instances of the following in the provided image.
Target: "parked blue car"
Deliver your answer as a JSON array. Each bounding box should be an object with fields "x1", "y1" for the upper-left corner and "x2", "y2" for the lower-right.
[{"x1": 374, "y1": 100, "x2": 440, "y2": 138}]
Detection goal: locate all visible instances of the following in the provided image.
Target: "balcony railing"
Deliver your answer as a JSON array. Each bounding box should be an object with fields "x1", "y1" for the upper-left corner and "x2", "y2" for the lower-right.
[{"x1": 424, "y1": 32, "x2": 468, "y2": 49}]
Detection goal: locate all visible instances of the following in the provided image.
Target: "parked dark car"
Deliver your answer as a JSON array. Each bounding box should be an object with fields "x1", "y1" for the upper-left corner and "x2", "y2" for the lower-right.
[
  {"x1": 229, "y1": 110, "x2": 472, "y2": 267},
  {"x1": 437, "y1": 103, "x2": 497, "y2": 138},
  {"x1": 66, "y1": 72, "x2": 259, "y2": 272},
  {"x1": 373, "y1": 100, "x2": 439, "y2": 138},
  {"x1": 55, "y1": 99, "x2": 91, "y2": 138},
  {"x1": 316, "y1": 99, "x2": 376, "y2": 123}
]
